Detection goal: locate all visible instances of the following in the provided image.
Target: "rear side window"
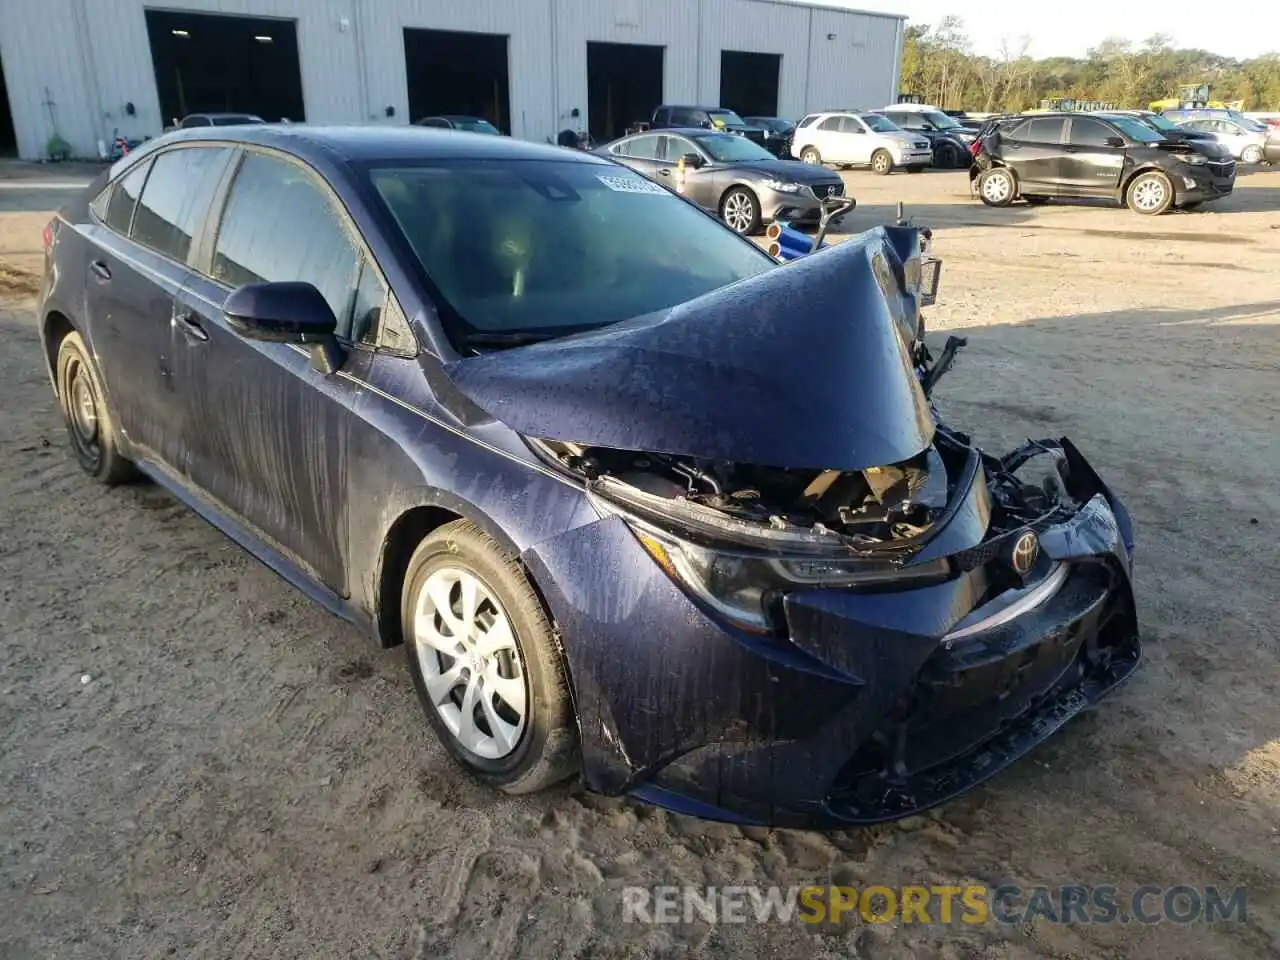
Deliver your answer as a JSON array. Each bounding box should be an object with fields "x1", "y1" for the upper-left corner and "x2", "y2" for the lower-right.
[
  {"x1": 621, "y1": 135, "x2": 661, "y2": 159},
  {"x1": 213, "y1": 151, "x2": 362, "y2": 338},
  {"x1": 1023, "y1": 118, "x2": 1066, "y2": 143},
  {"x1": 103, "y1": 160, "x2": 151, "y2": 236},
  {"x1": 131, "y1": 147, "x2": 234, "y2": 263},
  {"x1": 1068, "y1": 118, "x2": 1117, "y2": 147},
  {"x1": 819, "y1": 116, "x2": 843, "y2": 132}
]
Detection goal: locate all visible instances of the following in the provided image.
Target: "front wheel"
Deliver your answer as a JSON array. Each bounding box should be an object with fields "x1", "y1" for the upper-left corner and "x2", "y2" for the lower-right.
[
  {"x1": 55, "y1": 331, "x2": 137, "y2": 484},
  {"x1": 1241, "y1": 145, "x2": 1264, "y2": 164},
  {"x1": 1126, "y1": 171, "x2": 1173, "y2": 215},
  {"x1": 871, "y1": 149, "x2": 893, "y2": 175},
  {"x1": 720, "y1": 187, "x2": 762, "y2": 235},
  {"x1": 977, "y1": 167, "x2": 1015, "y2": 206},
  {"x1": 934, "y1": 143, "x2": 959, "y2": 169},
  {"x1": 403, "y1": 519, "x2": 579, "y2": 794}
]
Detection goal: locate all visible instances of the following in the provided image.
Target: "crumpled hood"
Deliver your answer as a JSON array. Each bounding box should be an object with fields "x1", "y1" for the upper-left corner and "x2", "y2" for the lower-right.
[{"x1": 445, "y1": 226, "x2": 936, "y2": 472}]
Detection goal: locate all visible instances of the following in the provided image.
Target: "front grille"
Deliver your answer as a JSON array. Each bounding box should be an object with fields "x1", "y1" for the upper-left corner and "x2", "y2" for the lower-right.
[
  {"x1": 1209, "y1": 159, "x2": 1236, "y2": 177},
  {"x1": 914, "y1": 140, "x2": 930, "y2": 149},
  {"x1": 812, "y1": 182, "x2": 843, "y2": 199}
]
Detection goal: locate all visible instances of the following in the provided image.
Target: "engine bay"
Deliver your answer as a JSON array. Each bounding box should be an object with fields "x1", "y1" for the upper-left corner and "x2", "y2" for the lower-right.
[{"x1": 537, "y1": 439, "x2": 957, "y2": 546}]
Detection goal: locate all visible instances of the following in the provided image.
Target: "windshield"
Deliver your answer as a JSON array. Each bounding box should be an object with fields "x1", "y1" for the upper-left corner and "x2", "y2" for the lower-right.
[
  {"x1": 691, "y1": 133, "x2": 775, "y2": 162},
  {"x1": 1109, "y1": 116, "x2": 1164, "y2": 143},
  {"x1": 753, "y1": 118, "x2": 794, "y2": 134},
  {"x1": 369, "y1": 160, "x2": 774, "y2": 339},
  {"x1": 1227, "y1": 111, "x2": 1267, "y2": 132},
  {"x1": 860, "y1": 114, "x2": 900, "y2": 133},
  {"x1": 708, "y1": 109, "x2": 746, "y2": 127},
  {"x1": 1142, "y1": 113, "x2": 1178, "y2": 132},
  {"x1": 450, "y1": 118, "x2": 501, "y2": 134},
  {"x1": 921, "y1": 110, "x2": 961, "y2": 129}
]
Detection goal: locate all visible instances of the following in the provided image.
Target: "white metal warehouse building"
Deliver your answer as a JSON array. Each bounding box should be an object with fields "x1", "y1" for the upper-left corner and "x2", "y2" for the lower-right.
[{"x1": 0, "y1": 0, "x2": 904, "y2": 161}]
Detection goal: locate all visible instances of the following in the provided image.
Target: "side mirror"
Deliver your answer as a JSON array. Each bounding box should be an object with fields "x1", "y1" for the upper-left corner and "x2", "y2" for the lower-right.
[
  {"x1": 1104, "y1": 136, "x2": 1125, "y2": 147},
  {"x1": 224, "y1": 281, "x2": 345, "y2": 374},
  {"x1": 681, "y1": 152, "x2": 704, "y2": 169}
]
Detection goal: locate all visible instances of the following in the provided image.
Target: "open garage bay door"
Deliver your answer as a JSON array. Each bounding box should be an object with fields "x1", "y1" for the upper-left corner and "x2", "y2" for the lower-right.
[
  {"x1": 404, "y1": 29, "x2": 510, "y2": 133},
  {"x1": 0, "y1": 51, "x2": 16, "y2": 156},
  {"x1": 144, "y1": 10, "x2": 304, "y2": 126},
  {"x1": 587, "y1": 42, "x2": 663, "y2": 142},
  {"x1": 720, "y1": 50, "x2": 781, "y2": 119}
]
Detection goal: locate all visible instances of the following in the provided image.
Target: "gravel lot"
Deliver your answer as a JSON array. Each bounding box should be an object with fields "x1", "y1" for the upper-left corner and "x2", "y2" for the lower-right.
[{"x1": 2, "y1": 164, "x2": 1278, "y2": 959}]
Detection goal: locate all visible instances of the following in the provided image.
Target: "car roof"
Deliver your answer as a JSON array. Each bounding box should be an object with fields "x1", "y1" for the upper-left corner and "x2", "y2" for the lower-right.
[
  {"x1": 620, "y1": 127, "x2": 725, "y2": 137},
  {"x1": 134, "y1": 124, "x2": 601, "y2": 165}
]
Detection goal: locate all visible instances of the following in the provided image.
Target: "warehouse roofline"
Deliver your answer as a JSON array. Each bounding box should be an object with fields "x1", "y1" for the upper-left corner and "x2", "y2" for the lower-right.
[{"x1": 747, "y1": 0, "x2": 907, "y2": 21}]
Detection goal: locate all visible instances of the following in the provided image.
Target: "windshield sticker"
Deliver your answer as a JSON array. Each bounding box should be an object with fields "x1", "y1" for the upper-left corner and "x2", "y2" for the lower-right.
[{"x1": 596, "y1": 175, "x2": 672, "y2": 196}]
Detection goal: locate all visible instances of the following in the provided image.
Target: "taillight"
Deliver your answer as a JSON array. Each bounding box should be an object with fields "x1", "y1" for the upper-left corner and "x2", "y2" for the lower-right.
[
  {"x1": 42, "y1": 221, "x2": 54, "y2": 255},
  {"x1": 969, "y1": 139, "x2": 983, "y2": 158}
]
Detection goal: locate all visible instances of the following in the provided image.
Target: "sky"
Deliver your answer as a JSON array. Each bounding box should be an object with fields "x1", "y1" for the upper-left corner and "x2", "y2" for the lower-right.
[{"x1": 821, "y1": 0, "x2": 1280, "y2": 61}]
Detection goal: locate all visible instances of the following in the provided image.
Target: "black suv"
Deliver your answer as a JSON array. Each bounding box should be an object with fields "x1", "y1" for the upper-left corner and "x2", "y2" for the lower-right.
[
  {"x1": 970, "y1": 112, "x2": 1235, "y2": 214},
  {"x1": 877, "y1": 107, "x2": 977, "y2": 168},
  {"x1": 650, "y1": 106, "x2": 768, "y2": 148}
]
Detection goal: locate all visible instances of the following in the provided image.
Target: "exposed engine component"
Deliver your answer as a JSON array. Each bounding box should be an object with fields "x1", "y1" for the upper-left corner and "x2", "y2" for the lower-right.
[{"x1": 543, "y1": 440, "x2": 954, "y2": 544}]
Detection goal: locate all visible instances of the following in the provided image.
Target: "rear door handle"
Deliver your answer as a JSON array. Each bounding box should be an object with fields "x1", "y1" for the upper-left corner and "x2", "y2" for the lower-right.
[
  {"x1": 89, "y1": 260, "x2": 111, "y2": 282},
  {"x1": 173, "y1": 309, "x2": 208, "y2": 342}
]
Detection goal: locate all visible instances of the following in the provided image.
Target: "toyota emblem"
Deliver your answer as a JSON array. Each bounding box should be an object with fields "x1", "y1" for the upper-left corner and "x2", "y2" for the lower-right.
[{"x1": 1009, "y1": 531, "x2": 1040, "y2": 577}]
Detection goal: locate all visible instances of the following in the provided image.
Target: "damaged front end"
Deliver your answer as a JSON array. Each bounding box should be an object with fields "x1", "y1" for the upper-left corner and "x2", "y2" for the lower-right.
[{"x1": 451, "y1": 224, "x2": 1140, "y2": 827}]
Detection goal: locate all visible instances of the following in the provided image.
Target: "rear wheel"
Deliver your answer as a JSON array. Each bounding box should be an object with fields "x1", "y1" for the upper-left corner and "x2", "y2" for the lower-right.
[
  {"x1": 977, "y1": 167, "x2": 1015, "y2": 206},
  {"x1": 720, "y1": 187, "x2": 762, "y2": 235},
  {"x1": 1125, "y1": 171, "x2": 1173, "y2": 215},
  {"x1": 800, "y1": 146, "x2": 822, "y2": 165},
  {"x1": 871, "y1": 149, "x2": 893, "y2": 175},
  {"x1": 1241, "y1": 145, "x2": 1264, "y2": 164},
  {"x1": 402, "y1": 519, "x2": 579, "y2": 794},
  {"x1": 55, "y1": 331, "x2": 137, "y2": 484}
]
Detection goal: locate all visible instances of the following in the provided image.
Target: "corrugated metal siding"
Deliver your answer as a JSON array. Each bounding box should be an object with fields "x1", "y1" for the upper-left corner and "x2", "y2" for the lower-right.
[{"x1": 0, "y1": 0, "x2": 902, "y2": 160}]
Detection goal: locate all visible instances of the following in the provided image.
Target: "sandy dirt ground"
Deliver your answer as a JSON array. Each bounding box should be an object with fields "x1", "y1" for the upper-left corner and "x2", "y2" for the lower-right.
[{"x1": 1, "y1": 164, "x2": 1278, "y2": 959}]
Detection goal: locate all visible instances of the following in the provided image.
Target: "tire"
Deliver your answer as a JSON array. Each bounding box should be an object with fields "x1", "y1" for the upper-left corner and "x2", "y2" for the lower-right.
[
  {"x1": 720, "y1": 186, "x2": 762, "y2": 235},
  {"x1": 1241, "y1": 145, "x2": 1264, "y2": 164},
  {"x1": 402, "y1": 519, "x2": 579, "y2": 794},
  {"x1": 55, "y1": 330, "x2": 137, "y2": 484},
  {"x1": 871, "y1": 149, "x2": 893, "y2": 175},
  {"x1": 934, "y1": 143, "x2": 959, "y2": 169},
  {"x1": 1023, "y1": 194, "x2": 1049, "y2": 205},
  {"x1": 1125, "y1": 170, "x2": 1173, "y2": 215},
  {"x1": 977, "y1": 167, "x2": 1016, "y2": 206},
  {"x1": 800, "y1": 146, "x2": 822, "y2": 165}
]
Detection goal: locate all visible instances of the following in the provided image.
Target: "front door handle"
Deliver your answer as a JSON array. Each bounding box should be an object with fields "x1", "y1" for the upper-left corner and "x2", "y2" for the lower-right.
[
  {"x1": 173, "y1": 309, "x2": 208, "y2": 342},
  {"x1": 89, "y1": 260, "x2": 111, "y2": 282}
]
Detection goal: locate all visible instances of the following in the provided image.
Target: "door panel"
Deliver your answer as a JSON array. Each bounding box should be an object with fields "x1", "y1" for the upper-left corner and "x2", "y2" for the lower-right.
[
  {"x1": 1059, "y1": 118, "x2": 1125, "y2": 195},
  {"x1": 838, "y1": 117, "x2": 871, "y2": 164},
  {"x1": 1001, "y1": 117, "x2": 1066, "y2": 192},
  {"x1": 172, "y1": 149, "x2": 381, "y2": 592},
  {"x1": 663, "y1": 135, "x2": 717, "y2": 209}
]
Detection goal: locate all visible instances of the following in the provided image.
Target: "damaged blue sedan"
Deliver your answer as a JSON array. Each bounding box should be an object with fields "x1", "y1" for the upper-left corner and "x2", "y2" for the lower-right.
[{"x1": 38, "y1": 126, "x2": 1140, "y2": 827}]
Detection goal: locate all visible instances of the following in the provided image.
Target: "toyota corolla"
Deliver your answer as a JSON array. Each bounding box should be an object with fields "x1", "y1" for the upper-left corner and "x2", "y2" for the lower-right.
[{"x1": 38, "y1": 126, "x2": 1140, "y2": 827}]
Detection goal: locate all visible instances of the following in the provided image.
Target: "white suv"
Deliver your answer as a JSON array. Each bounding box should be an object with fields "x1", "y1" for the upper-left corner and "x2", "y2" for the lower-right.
[{"x1": 791, "y1": 111, "x2": 934, "y2": 174}]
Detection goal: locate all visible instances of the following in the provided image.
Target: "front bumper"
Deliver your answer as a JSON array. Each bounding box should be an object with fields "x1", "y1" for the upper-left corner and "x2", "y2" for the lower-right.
[
  {"x1": 523, "y1": 441, "x2": 1141, "y2": 828},
  {"x1": 894, "y1": 148, "x2": 935, "y2": 168},
  {"x1": 761, "y1": 184, "x2": 845, "y2": 224},
  {"x1": 1176, "y1": 164, "x2": 1235, "y2": 204}
]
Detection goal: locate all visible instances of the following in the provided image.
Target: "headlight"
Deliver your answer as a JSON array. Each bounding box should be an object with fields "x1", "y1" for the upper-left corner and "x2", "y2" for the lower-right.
[
  {"x1": 594, "y1": 496, "x2": 951, "y2": 633},
  {"x1": 763, "y1": 179, "x2": 802, "y2": 193},
  {"x1": 1178, "y1": 152, "x2": 1207, "y2": 165}
]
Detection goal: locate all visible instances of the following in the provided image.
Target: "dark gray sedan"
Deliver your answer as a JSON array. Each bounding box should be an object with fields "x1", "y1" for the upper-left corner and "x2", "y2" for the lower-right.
[{"x1": 598, "y1": 128, "x2": 846, "y2": 235}]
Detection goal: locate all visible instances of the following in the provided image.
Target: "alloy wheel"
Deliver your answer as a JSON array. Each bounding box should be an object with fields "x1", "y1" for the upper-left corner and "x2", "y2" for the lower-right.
[
  {"x1": 873, "y1": 153, "x2": 890, "y2": 174},
  {"x1": 982, "y1": 172, "x2": 1011, "y2": 203},
  {"x1": 413, "y1": 566, "x2": 528, "y2": 760},
  {"x1": 723, "y1": 192, "x2": 756, "y2": 233},
  {"x1": 1132, "y1": 177, "x2": 1166, "y2": 212}
]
